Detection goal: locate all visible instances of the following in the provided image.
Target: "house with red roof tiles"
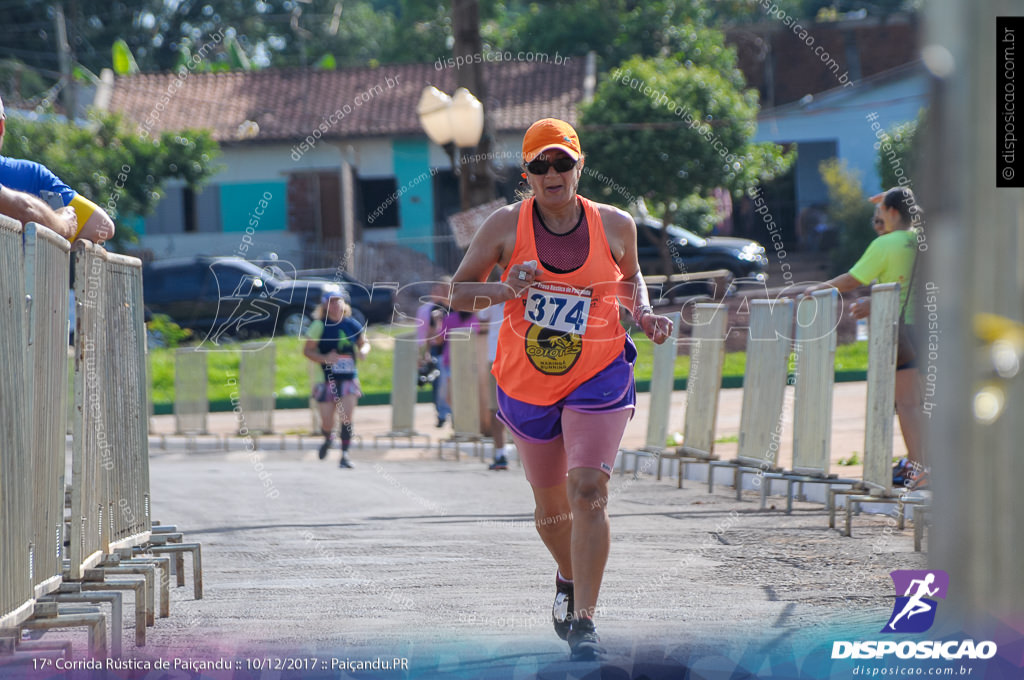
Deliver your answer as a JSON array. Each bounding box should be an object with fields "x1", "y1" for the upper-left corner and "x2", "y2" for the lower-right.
[{"x1": 100, "y1": 58, "x2": 590, "y2": 267}]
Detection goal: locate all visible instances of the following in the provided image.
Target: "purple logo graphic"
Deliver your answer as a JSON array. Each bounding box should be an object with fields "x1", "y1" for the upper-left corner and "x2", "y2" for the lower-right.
[{"x1": 883, "y1": 570, "x2": 949, "y2": 634}]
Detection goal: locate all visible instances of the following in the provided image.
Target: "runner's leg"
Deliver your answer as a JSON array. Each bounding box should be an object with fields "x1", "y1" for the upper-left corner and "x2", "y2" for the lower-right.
[
  {"x1": 895, "y1": 367, "x2": 925, "y2": 467},
  {"x1": 513, "y1": 433, "x2": 573, "y2": 578},
  {"x1": 562, "y1": 408, "x2": 631, "y2": 619}
]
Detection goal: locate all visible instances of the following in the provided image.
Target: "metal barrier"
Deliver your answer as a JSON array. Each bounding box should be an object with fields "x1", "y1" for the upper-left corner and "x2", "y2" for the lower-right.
[
  {"x1": 834, "y1": 283, "x2": 926, "y2": 534},
  {"x1": 862, "y1": 283, "x2": 900, "y2": 494},
  {"x1": 2, "y1": 227, "x2": 200, "y2": 654},
  {"x1": 439, "y1": 328, "x2": 485, "y2": 459},
  {"x1": 100, "y1": 250, "x2": 153, "y2": 552},
  {"x1": 765, "y1": 289, "x2": 862, "y2": 514},
  {"x1": 69, "y1": 242, "x2": 110, "y2": 580},
  {"x1": 308, "y1": 359, "x2": 323, "y2": 434},
  {"x1": 712, "y1": 299, "x2": 795, "y2": 501},
  {"x1": 681, "y1": 304, "x2": 728, "y2": 460},
  {"x1": 69, "y1": 244, "x2": 154, "y2": 572},
  {"x1": 0, "y1": 215, "x2": 34, "y2": 631},
  {"x1": 791, "y1": 289, "x2": 839, "y2": 476},
  {"x1": 375, "y1": 332, "x2": 430, "y2": 448},
  {"x1": 66, "y1": 349, "x2": 75, "y2": 436},
  {"x1": 657, "y1": 303, "x2": 728, "y2": 488},
  {"x1": 174, "y1": 347, "x2": 208, "y2": 434},
  {"x1": 238, "y1": 342, "x2": 275, "y2": 435},
  {"x1": 23, "y1": 224, "x2": 70, "y2": 599},
  {"x1": 619, "y1": 313, "x2": 681, "y2": 477}
]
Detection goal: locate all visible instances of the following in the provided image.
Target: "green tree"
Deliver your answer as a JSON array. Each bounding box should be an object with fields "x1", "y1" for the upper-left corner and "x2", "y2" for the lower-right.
[
  {"x1": 380, "y1": 1, "x2": 451, "y2": 65},
  {"x1": 820, "y1": 158, "x2": 874, "y2": 275},
  {"x1": 499, "y1": 0, "x2": 712, "y2": 70},
  {"x1": 1, "y1": 110, "x2": 220, "y2": 249},
  {"x1": 875, "y1": 109, "x2": 925, "y2": 191},
  {"x1": 580, "y1": 53, "x2": 793, "y2": 274}
]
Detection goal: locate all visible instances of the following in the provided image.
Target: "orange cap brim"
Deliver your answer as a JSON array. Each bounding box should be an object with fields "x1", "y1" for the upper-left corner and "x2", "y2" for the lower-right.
[{"x1": 524, "y1": 144, "x2": 581, "y2": 163}]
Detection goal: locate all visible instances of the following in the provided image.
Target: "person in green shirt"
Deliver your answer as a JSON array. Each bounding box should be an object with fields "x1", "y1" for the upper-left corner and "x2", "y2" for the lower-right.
[{"x1": 805, "y1": 187, "x2": 925, "y2": 485}]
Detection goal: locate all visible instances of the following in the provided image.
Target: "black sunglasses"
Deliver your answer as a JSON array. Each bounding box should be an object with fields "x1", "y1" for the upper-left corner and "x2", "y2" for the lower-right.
[{"x1": 525, "y1": 156, "x2": 577, "y2": 175}]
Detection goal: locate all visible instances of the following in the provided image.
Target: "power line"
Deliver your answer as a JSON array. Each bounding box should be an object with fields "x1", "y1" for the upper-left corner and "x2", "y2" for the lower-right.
[{"x1": 0, "y1": 46, "x2": 61, "y2": 62}]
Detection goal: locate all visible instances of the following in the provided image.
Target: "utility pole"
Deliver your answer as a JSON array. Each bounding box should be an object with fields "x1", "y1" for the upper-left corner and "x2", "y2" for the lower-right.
[
  {"x1": 54, "y1": 2, "x2": 76, "y2": 117},
  {"x1": 451, "y1": 0, "x2": 495, "y2": 210},
  {"x1": 927, "y1": 0, "x2": 1024, "y2": 627}
]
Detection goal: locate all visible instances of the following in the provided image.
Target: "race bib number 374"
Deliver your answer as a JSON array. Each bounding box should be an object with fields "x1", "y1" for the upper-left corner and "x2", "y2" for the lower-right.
[{"x1": 524, "y1": 287, "x2": 591, "y2": 334}]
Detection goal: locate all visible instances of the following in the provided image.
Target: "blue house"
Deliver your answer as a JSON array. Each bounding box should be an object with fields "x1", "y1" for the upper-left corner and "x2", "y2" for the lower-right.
[{"x1": 754, "y1": 61, "x2": 929, "y2": 213}]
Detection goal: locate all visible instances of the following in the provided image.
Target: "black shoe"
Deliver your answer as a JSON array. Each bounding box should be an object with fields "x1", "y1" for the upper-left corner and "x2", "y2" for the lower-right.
[
  {"x1": 567, "y1": 616, "x2": 605, "y2": 661},
  {"x1": 489, "y1": 455, "x2": 508, "y2": 471},
  {"x1": 552, "y1": 576, "x2": 574, "y2": 640},
  {"x1": 436, "y1": 415, "x2": 447, "y2": 428},
  {"x1": 318, "y1": 438, "x2": 332, "y2": 460},
  {"x1": 339, "y1": 455, "x2": 354, "y2": 469}
]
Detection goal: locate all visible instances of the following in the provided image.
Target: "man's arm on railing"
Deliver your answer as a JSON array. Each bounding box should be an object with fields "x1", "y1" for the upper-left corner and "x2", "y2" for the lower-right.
[
  {"x1": 0, "y1": 182, "x2": 76, "y2": 238},
  {"x1": 68, "y1": 193, "x2": 115, "y2": 243}
]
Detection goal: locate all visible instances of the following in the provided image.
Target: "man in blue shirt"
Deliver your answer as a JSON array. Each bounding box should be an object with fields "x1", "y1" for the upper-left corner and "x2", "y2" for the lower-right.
[
  {"x1": 303, "y1": 289, "x2": 370, "y2": 468},
  {"x1": 0, "y1": 95, "x2": 115, "y2": 243}
]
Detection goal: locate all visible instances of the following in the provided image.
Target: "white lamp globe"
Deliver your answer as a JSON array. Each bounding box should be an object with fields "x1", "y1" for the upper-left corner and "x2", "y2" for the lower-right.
[
  {"x1": 450, "y1": 87, "x2": 484, "y2": 148},
  {"x1": 417, "y1": 86, "x2": 454, "y2": 146}
]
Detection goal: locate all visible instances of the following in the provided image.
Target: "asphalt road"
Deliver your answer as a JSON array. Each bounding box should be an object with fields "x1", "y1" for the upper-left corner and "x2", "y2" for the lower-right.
[{"x1": 109, "y1": 444, "x2": 930, "y2": 678}]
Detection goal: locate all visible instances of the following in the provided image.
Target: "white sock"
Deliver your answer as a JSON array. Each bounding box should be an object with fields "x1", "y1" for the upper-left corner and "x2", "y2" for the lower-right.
[
  {"x1": 557, "y1": 570, "x2": 573, "y2": 585},
  {"x1": 494, "y1": 446, "x2": 506, "y2": 460}
]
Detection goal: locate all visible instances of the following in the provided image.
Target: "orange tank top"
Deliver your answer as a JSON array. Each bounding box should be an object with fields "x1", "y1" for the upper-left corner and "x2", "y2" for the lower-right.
[{"x1": 492, "y1": 196, "x2": 626, "y2": 405}]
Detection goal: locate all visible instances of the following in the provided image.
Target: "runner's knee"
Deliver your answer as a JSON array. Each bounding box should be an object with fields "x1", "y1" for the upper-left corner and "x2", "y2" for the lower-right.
[{"x1": 568, "y1": 477, "x2": 608, "y2": 512}]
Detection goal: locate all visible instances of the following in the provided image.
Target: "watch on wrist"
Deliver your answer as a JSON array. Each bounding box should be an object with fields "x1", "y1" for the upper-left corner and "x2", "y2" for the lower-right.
[{"x1": 634, "y1": 305, "x2": 653, "y2": 323}]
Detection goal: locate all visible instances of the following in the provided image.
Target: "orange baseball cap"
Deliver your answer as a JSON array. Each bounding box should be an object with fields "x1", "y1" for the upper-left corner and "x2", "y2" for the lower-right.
[{"x1": 522, "y1": 118, "x2": 581, "y2": 162}]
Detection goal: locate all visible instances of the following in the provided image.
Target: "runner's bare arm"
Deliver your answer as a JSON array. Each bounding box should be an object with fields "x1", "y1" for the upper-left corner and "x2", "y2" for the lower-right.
[
  {"x1": 601, "y1": 205, "x2": 673, "y2": 344},
  {"x1": 450, "y1": 205, "x2": 529, "y2": 311},
  {"x1": 804, "y1": 272, "x2": 862, "y2": 296},
  {"x1": 601, "y1": 207, "x2": 652, "y2": 315},
  {"x1": 303, "y1": 338, "x2": 335, "y2": 363}
]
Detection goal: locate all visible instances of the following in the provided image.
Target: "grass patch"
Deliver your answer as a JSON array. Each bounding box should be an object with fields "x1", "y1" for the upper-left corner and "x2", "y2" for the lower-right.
[
  {"x1": 838, "y1": 452, "x2": 861, "y2": 466},
  {"x1": 714, "y1": 434, "x2": 739, "y2": 444},
  {"x1": 148, "y1": 327, "x2": 404, "y2": 404},
  {"x1": 630, "y1": 330, "x2": 869, "y2": 383}
]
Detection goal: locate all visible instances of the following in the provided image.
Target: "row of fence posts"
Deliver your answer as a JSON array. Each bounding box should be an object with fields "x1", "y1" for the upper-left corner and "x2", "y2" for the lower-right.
[
  {"x1": 613, "y1": 285, "x2": 928, "y2": 550},
  {"x1": 171, "y1": 343, "x2": 275, "y2": 436},
  {"x1": 396, "y1": 282, "x2": 927, "y2": 550},
  {"x1": 0, "y1": 217, "x2": 203, "y2": 663},
  {"x1": 152, "y1": 283, "x2": 926, "y2": 547}
]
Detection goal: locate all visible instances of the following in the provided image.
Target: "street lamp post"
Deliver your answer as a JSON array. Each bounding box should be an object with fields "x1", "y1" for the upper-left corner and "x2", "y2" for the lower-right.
[{"x1": 417, "y1": 85, "x2": 490, "y2": 211}]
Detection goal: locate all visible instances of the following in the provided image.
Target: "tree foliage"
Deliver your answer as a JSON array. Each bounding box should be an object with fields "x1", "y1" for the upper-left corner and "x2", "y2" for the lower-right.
[
  {"x1": 1, "y1": 110, "x2": 220, "y2": 248},
  {"x1": 2, "y1": 0, "x2": 923, "y2": 99},
  {"x1": 0, "y1": 1, "x2": 453, "y2": 80},
  {"x1": 580, "y1": 54, "x2": 792, "y2": 221},
  {"x1": 498, "y1": 0, "x2": 713, "y2": 70},
  {"x1": 875, "y1": 109, "x2": 925, "y2": 191},
  {"x1": 820, "y1": 158, "x2": 874, "y2": 276}
]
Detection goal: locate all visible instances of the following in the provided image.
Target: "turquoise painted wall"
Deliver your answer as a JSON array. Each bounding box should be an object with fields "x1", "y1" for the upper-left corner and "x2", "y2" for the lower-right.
[
  {"x1": 219, "y1": 182, "x2": 287, "y2": 232},
  {"x1": 391, "y1": 140, "x2": 434, "y2": 258}
]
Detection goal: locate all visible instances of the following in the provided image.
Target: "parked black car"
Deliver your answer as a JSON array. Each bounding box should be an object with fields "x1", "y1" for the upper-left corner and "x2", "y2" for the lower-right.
[
  {"x1": 141, "y1": 257, "x2": 392, "y2": 343},
  {"x1": 636, "y1": 216, "x2": 768, "y2": 281},
  {"x1": 286, "y1": 267, "x2": 396, "y2": 326}
]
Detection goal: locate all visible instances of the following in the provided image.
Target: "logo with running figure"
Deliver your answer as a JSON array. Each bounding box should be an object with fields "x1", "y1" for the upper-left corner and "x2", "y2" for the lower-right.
[
  {"x1": 524, "y1": 326, "x2": 583, "y2": 375},
  {"x1": 883, "y1": 570, "x2": 949, "y2": 634}
]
